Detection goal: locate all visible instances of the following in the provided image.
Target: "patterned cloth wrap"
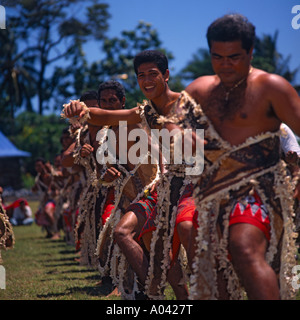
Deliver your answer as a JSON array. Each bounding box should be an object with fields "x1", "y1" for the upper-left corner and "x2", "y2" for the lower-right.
[
  {"x1": 72, "y1": 125, "x2": 112, "y2": 268},
  {"x1": 137, "y1": 100, "x2": 200, "y2": 299},
  {"x1": 172, "y1": 91, "x2": 298, "y2": 300},
  {"x1": 95, "y1": 120, "x2": 160, "y2": 300}
]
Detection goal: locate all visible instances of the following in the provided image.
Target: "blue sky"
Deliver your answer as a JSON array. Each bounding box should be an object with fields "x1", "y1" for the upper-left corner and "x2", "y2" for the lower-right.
[{"x1": 85, "y1": 0, "x2": 300, "y2": 84}]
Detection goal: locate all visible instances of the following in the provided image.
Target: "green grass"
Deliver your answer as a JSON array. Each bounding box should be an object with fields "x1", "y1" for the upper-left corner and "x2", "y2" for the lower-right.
[
  {"x1": 1, "y1": 201, "x2": 298, "y2": 300},
  {"x1": 0, "y1": 201, "x2": 121, "y2": 300},
  {"x1": 0, "y1": 225, "x2": 120, "y2": 300},
  {"x1": 0, "y1": 201, "x2": 175, "y2": 300}
]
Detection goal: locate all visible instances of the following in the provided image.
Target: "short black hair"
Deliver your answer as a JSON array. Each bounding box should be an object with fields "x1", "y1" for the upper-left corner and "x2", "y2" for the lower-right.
[
  {"x1": 206, "y1": 14, "x2": 256, "y2": 53},
  {"x1": 133, "y1": 50, "x2": 169, "y2": 75},
  {"x1": 35, "y1": 157, "x2": 46, "y2": 164},
  {"x1": 80, "y1": 90, "x2": 98, "y2": 102},
  {"x1": 61, "y1": 127, "x2": 70, "y2": 135},
  {"x1": 97, "y1": 80, "x2": 125, "y2": 104},
  {"x1": 60, "y1": 127, "x2": 71, "y2": 144}
]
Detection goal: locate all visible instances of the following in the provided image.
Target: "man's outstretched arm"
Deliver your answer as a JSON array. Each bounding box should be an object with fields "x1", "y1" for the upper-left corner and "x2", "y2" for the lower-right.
[{"x1": 62, "y1": 100, "x2": 141, "y2": 126}]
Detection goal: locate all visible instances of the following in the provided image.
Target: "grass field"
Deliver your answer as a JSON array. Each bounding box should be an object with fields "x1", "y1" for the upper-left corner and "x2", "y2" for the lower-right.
[
  {"x1": 0, "y1": 200, "x2": 298, "y2": 301},
  {"x1": 0, "y1": 203, "x2": 122, "y2": 300},
  {"x1": 0, "y1": 200, "x2": 175, "y2": 301}
]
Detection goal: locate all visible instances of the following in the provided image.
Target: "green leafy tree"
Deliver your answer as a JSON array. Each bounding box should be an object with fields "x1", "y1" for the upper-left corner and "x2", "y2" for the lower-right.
[
  {"x1": 180, "y1": 48, "x2": 214, "y2": 82},
  {"x1": 252, "y1": 31, "x2": 299, "y2": 84},
  {"x1": 2, "y1": 0, "x2": 110, "y2": 115},
  {"x1": 89, "y1": 21, "x2": 179, "y2": 107},
  {"x1": 10, "y1": 112, "x2": 68, "y2": 175},
  {"x1": 0, "y1": 23, "x2": 36, "y2": 133}
]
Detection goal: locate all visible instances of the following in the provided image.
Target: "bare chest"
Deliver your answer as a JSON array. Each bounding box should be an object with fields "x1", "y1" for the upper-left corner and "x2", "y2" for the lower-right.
[{"x1": 201, "y1": 84, "x2": 278, "y2": 144}]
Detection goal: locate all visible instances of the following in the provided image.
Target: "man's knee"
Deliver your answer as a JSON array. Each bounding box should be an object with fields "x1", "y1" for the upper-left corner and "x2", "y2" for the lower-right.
[
  {"x1": 114, "y1": 223, "x2": 128, "y2": 244},
  {"x1": 114, "y1": 214, "x2": 136, "y2": 244},
  {"x1": 177, "y1": 221, "x2": 193, "y2": 250},
  {"x1": 115, "y1": 211, "x2": 144, "y2": 243}
]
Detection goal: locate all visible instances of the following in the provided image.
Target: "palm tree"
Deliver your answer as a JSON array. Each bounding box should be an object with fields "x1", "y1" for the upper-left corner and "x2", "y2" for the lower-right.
[
  {"x1": 3, "y1": 0, "x2": 110, "y2": 115},
  {"x1": 0, "y1": 27, "x2": 36, "y2": 133},
  {"x1": 252, "y1": 31, "x2": 299, "y2": 84},
  {"x1": 180, "y1": 48, "x2": 214, "y2": 82}
]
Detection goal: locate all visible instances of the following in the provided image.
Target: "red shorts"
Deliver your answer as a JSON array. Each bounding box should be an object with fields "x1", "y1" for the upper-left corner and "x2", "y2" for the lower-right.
[
  {"x1": 172, "y1": 184, "x2": 197, "y2": 260},
  {"x1": 193, "y1": 190, "x2": 271, "y2": 241},
  {"x1": 102, "y1": 187, "x2": 115, "y2": 226},
  {"x1": 126, "y1": 191, "x2": 158, "y2": 242},
  {"x1": 229, "y1": 191, "x2": 271, "y2": 240},
  {"x1": 138, "y1": 185, "x2": 196, "y2": 260},
  {"x1": 45, "y1": 200, "x2": 55, "y2": 210}
]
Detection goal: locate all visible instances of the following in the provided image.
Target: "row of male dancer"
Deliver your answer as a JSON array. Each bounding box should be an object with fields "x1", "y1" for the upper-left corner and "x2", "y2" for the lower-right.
[
  {"x1": 32, "y1": 125, "x2": 86, "y2": 243},
  {"x1": 62, "y1": 14, "x2": 300, "y2": 300}
]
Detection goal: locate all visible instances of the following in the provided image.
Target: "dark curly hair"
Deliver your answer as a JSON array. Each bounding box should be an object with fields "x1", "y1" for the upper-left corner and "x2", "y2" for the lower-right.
[
  {"x1": 97, "y1": 80, "x2": 125, "y2": 105},
  {"x1": 80, "y1": 90, "x2": 98, "y2": 102},
  {"x1": 206, "y1": 14, "x2": 256, "y2": 53},
  {"x1": 133, "y1": 50, "x2": 169, "y2": 75}
]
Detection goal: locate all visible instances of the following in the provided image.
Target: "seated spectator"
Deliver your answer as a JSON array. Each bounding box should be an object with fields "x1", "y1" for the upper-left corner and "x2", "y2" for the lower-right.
[{"x1": 10, "y1": 199, "x2": 34, "y2": 226}]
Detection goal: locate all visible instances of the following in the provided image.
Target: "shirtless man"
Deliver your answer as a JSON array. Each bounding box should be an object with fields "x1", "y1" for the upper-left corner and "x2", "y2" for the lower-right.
[
  {"x1": 62, "y1": 51, "x2": 190, "y2": 299},
  {"x1": 62, "y1": 80, "x2": 160, "y2": 298},
  {"x1": 113, "y1": 51, "x2": 190, "y2": 299},
  {"x1": 32, "y1": 157, "x2": 57, "y2": 238},
  {"x1": 61, "y1": 90, "x2": 101, "y2": 253},
  {"x1": 61, "y1": 90, "x2": 99, "y2": 167},
  {"x1": 184, "y1": 14, "x2": 300, "y2": 300}
]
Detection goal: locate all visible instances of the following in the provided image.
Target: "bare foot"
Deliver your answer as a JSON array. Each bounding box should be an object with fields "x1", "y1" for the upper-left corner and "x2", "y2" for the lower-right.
[{"x1": 51, "y1": 233, "x2": 61, "y2": 240}]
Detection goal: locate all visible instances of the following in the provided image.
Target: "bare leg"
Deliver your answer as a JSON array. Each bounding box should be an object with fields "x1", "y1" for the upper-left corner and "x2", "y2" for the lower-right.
[
  {"x1": 115, "y1": 211, "x2": 190, "y2": 299},
  {"x1": 229, "y1": 223, "x2": 280, "y2": 300},
  {"x1": 165, "y1": 220, "x2": 194, "y2": 299},
  {"x1": 177, "y1": 221, "x2": 194, "y2": 259},
  {"x1": 114, "y1": 211, "x2": 149, "y2": 285},
  {"x1": 44, "y1": 205, "x2": 55, "y2": 225},
  {"x1": 44, "y1": 205, "x2": 56, "y2": 237},
  {"x1": 187, "y1": 226, "x2": 197, "y2": 271},
  {"x1": 167, "y1": 259, "x2": 189, "y2": 299}
]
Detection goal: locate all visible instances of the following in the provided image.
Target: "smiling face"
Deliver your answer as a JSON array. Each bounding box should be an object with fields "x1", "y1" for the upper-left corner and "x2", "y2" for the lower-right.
[
  {"x1": 136, "y1": 62, "x2": 169, "y2": 102},
  {"x1": 210, "y1": 40, "x2": 253, "y2": 88}
]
